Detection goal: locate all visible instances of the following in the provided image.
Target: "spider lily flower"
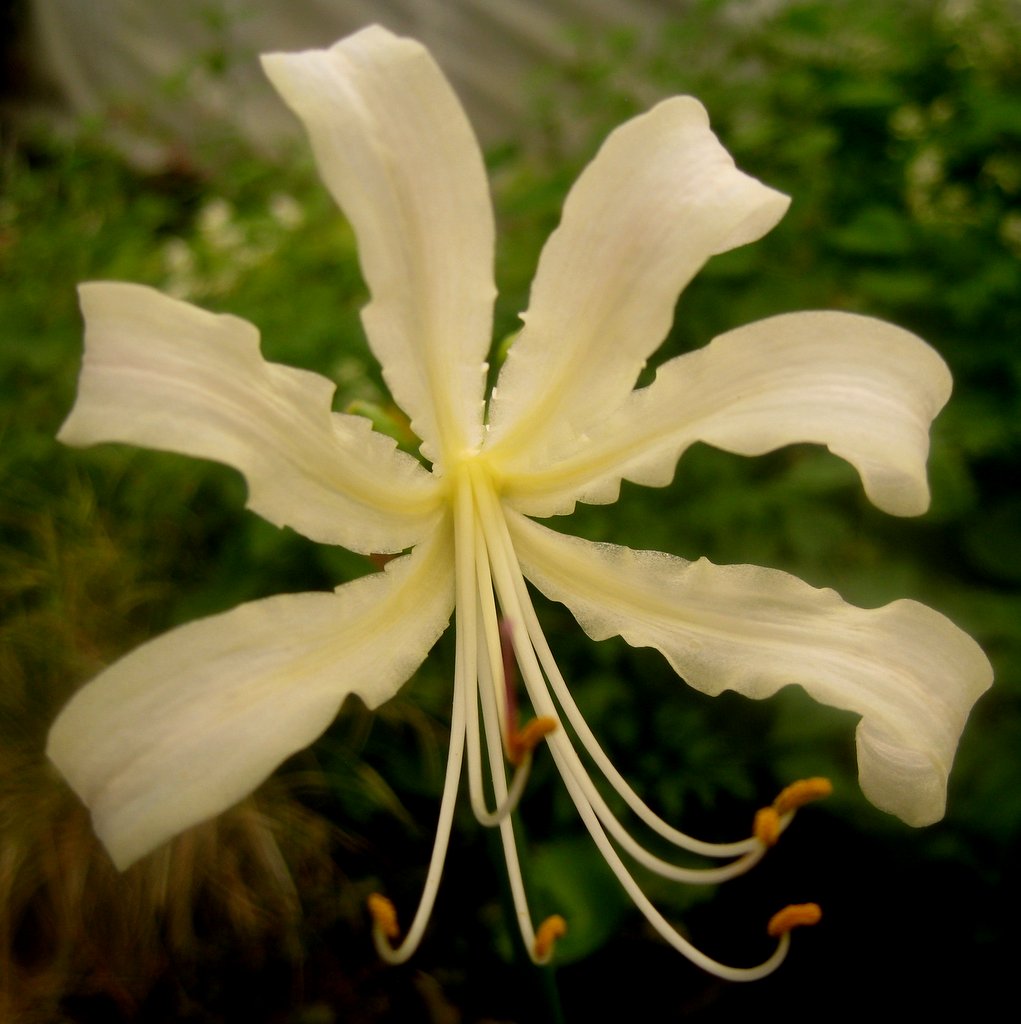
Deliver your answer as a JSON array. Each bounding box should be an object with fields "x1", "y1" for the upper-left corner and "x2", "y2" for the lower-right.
[{"x1": 50, "y1": 25, "x2": 992, "y2": 981}]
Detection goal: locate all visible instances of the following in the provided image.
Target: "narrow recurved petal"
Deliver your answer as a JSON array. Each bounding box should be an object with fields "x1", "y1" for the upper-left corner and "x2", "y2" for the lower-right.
[
  {"x1": 261, "y1": 26, "x2": 496, "y2": 466},
  {"x1": 508, "y1": 513, "x2": 992, "y2": 827},
  {"x1": 48, "y1": 525, "x2": 454, "y2": 870},
  {"x1": 500, "y1": 312, "x2": 951, "y2": 518},
  {"x1": 60, "y1": 282, "x2": 440, "y2": 554},
  {"x1": 486, "y1": 96, "x2": 789, "y2": 462}
]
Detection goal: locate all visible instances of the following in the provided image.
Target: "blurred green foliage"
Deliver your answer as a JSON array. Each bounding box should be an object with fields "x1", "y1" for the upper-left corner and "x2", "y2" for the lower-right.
[{"x1": 1, "y1": 0, "x2": 1018, "y2": 1019}]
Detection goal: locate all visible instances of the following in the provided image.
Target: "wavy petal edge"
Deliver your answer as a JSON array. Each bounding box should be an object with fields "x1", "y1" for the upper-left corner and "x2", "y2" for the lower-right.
[{"x1": 508, "y1": 513, "x2": 992, "y2": 826}]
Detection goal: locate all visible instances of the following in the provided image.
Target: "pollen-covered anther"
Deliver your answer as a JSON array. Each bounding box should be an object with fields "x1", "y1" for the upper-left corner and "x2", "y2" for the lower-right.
[
  {"x1": 773, "y1": 777, "x2": 833, "y2": 815},
  {"x1": 767, "y1": 902, "x2": 822, "y2": 938},
  {"x1": 533, "y1": 914, "x2": 568, "y2": 961},
  {"x1": 508, "y1": 715, "x2": 558, "y2": 766},
  {"x1": 367, "y1": 892, "x2": 401, "y2": 942},
  {"x1": 753, "y1": 805, "x2": 782, "y2": 847}
]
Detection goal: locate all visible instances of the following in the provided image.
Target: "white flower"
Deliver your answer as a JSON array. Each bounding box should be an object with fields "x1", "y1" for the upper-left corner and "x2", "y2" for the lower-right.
[{"x1": 50, "y1": 26, "x2": 992, "y2": 980}]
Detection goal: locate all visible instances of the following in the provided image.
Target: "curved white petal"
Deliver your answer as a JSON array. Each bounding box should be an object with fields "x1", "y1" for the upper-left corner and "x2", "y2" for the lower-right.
[
  {"x1": 508, "y1": 513, "x2": 992, "y2": 826},
  {"x1": 486, "y1": 96, "x2": 789, "y2": 460},
  {"x1": 500, "y1": 312, "x2": 951, "y2": 518},
  {"x1": 262, "y1": 26, "x2": 496, "y2": 466},
  {"x1": 47, "y1": 525, "x2": 454, "y2": 870},
  {"x1": 60, "y1": 282, "x2": 440, "y2": 554}
]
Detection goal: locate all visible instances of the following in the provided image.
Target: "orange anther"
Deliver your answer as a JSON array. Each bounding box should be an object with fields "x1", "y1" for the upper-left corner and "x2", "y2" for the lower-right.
[
  {"x1": 509, "y1": 716, "x2": 558, "y2": 766},
  {"x1": 773, "y1": 777, "x2": 832, "y2": 816},
  {"x1": 753, "y1": 806, "x2": 782, "y2": 847},
  {"x1": 533, "y1": 914, "x2": 568, "y2": 960},
  {"x1": 367, "y1": 893, "x2": 400, "y2": 941},
  {"x1": 767, "y1": 902, "x2": 822, "y2": 938}
]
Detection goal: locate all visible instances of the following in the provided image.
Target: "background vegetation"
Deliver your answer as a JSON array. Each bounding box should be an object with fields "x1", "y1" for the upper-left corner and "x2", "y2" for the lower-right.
[{"x1": 2, "y1": 0, "x2": 1018, "y2": 1019}]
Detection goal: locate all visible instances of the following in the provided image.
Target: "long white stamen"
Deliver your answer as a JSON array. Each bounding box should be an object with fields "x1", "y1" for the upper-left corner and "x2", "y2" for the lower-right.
[
  {"x1": 471, "y1": 496, "x2": 547, "y2": 959},
  {"x1": 511, "y1": 585, "x2": 776, "y2": 880},
  {"x1": 546, "y1": 732, "x2": 791, "y2": 981},
  {"x1": 552, "y1": 727, "x2": 767, "y2": 883},
  {"x1": 371, "y1": 493, "x2": 476, "y2": 964},
  {"x1": 372, "y1": 624, "x2": 466, "y2": 964},
  {"x1": 475, "y1": 533, "x2": 510, "y2": 742},
  {"x1": 490, "y1": 551, "x2": 768, "y2": 883},
  {"x1": 477, "y1": 482, "x2": 765, "y2": 857},
  {"x1": 476, "y1": 518, "x2": 533, "y2": 819},
  {"x1": 466, "y1": 604, "x2": 533, "y2": 826},
  {"x1": 529, "y1": 605, "x2": 765, "y2": 855},
  {"x1": 457, "y1": 471, "x2": 491, "y2": 825},
  {"x1": 477, "y1": 609, "x2": 545, "y2": 959},
  {"x1": 371, "y1": 468, "x2": 814, "y2": 974},
  {"x1": 473, "y1": 479, "x2": 792, "y2": 979},
  {"x1": 518, "y1": 575, "x2": 803, "y2": 862},
  {"x1": 463, "y1": 478, "x2": 533, "y2": 827}
]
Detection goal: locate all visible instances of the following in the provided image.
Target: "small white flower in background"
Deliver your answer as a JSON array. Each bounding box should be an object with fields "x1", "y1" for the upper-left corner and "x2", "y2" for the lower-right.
[
  {"x1": 268, "y1": 192, "x2": 305, "y2": 230},
  {"x1": 162, "y1": 194, "x2": 306, "y2": 301},
  {"x1": 197, "y1": 197, "x2": 245, "y2": 249},
  {"x1": 51, "y1": 25, "x2": 992, "y2": 979},
  {"x1": 160, "y1": 235, "x2": 197, "y2": 298}
]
